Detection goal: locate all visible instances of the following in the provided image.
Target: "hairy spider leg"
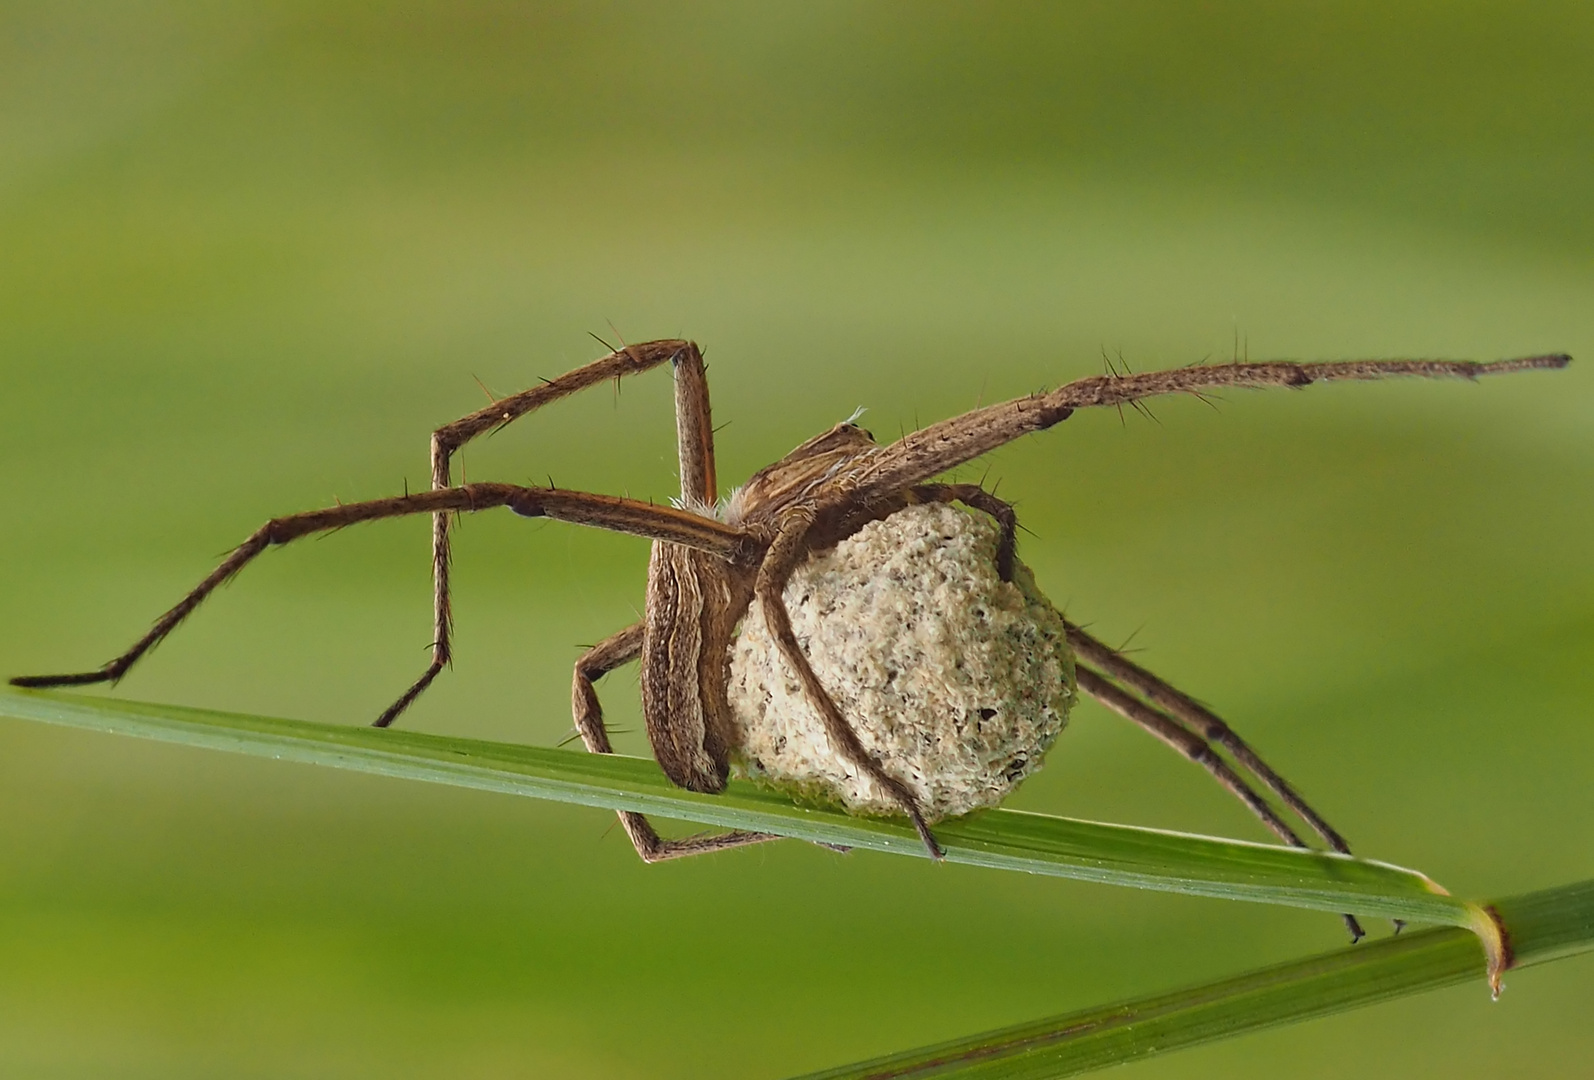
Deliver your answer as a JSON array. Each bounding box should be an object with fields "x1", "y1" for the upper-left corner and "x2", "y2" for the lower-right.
[
  {"x1": 399, "y1": 340, "x2": 709, "y2": 728},
  {"x1": 1071, "y1": 620, "x2": 1410, "y2": 935},
  {"x1": 907, "y1": 483, "x2": 1018, "y2": 582},
  {"x1": 10, "y1": 484, "x2": 751, "y2": 694},
  {"x1": 804, "y1": 484, "x2": 1018, "y2": 583},
  {"x1": 1073, "y1": 667, "x2": 1305, "y2": 844},
  {"x1": 573, "y1": 622, "x2": 777, "y2": 862},
  {"x1": 1073, "y1": 666, "x2": 1365, "y2": 941},
  {"x1": 756, "y1": 511, "x2": 946, "y2": 859},
  {"x1": 1066, "y1": 623, "x2": 1352, "y2": 854},
  {"x1": 838, "y1": 354, "x2": 1571, "y2": 504},
  {"x1": 670, "y1": 344, "x2": 717, "y2": 506}
]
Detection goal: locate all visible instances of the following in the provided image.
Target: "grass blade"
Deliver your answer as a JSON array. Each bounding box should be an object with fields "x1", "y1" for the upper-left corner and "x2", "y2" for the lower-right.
[
  {"x1": 787, "y1": 879, "x2": 1594, "y2": 1080},
  {"x1": 3, "y1": 688, "x2": 1466, "y2": 924}
]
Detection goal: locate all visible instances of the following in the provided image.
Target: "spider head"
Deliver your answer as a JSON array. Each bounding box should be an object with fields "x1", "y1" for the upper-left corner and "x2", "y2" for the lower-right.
[
  {"x1": 810, "y1": 418, "x2": 877, "y2": 449},
  {"x1": 728, "y1": 421, "x2": 878, "y2": 522}
]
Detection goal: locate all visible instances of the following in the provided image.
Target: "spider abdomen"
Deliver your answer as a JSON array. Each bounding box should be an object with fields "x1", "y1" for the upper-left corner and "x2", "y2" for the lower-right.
[{"x1": 727, "y1": 502, "x2": 1075, "y2": 821}]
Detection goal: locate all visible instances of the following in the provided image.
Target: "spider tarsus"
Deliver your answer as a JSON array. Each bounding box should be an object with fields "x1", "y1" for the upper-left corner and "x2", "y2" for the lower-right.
[
  {"x1": 1493, "y1": 353, "x2": 1571, "y2": 372},
  {"x1": 10, "y1": 668, "x2": 115, "y2": 688},
  {"x1": 908, "y1": 808, "x2": 945, "y2": 860},
  {"x1": 1344, "y1": 914, "x2": 1366, "y2": 943},
  {"x1": 1392, "y1": 919, "x2": 1407, "y2": 936},
  {"x1": 373, "y1": 660, "x2": 445, "y2": 728}
]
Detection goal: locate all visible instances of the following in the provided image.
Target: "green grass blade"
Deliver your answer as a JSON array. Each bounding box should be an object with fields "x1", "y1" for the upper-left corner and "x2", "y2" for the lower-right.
[
  {"x1": 787, "y1": 879, "x2": 1594, "y2": 1080},
  {"x1": 2, "y1": 688, "x2": 1464, "y2": 923}
]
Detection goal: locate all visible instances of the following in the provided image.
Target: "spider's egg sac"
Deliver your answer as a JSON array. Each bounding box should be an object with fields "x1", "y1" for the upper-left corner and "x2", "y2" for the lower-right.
[{"x1": 727, "y1": 502, "x2": 1075, "y2": 822}]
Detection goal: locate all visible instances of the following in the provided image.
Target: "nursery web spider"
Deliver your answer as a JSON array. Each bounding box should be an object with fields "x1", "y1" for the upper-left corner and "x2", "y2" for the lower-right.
[{"x1": 14, "y1": 340, "x2": 1568, "y2": 938}]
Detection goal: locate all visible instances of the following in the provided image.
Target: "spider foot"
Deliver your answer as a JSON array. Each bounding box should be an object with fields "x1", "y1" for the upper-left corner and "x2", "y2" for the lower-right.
[
  {"x1": 10, "y1": 665, "x2": 121, "y2": 688},
  {"x1": 907, "y1": 805, "x2": 945, "y2": 860},
  {"x1": 373, "y1": 659, "x2": 445, "y2": 728}
]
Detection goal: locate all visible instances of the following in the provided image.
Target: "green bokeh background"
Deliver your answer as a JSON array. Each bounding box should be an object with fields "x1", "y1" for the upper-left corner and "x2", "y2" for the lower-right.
[{"x1": 2, "y1": 3, "x2": 1590, "y2": 1077}]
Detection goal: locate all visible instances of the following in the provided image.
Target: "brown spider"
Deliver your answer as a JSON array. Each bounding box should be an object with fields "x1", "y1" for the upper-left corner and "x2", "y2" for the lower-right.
[{"x1": 13, "y1": 340, "x2": 1568, "y2": 938}]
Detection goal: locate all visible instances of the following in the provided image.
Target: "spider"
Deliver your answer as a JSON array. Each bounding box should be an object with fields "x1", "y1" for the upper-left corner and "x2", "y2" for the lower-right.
[{"x1": 13, "y1": 339, "x2": 1569, "y2": 937}]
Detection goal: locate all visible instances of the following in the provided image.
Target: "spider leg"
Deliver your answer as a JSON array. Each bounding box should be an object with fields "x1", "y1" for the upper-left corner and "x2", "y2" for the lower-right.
[
  {"x1": 1066, "y1": 622, "x2": 1351, "y2": 854},
  {"x1": 1075, "y1": 664, "x2": 1364, "y2": 942},
  {"x1": 10, "y1": 484, "x2": 753, "y2": 716},
  {"x1": 803, "y1": 483, "x2": 1017, "y2": 584},
  {"x1": 755, "y1": 512, "x2": 945, "y2": 860},
  {"x1": 843, "y1": 353, "x2": 1570, "y2": 499},
  {"x1": 571, "y1": 622, "x2": 645, "y2": 757},
  {"x1": 670, "y1": 343, "x2": 717, "y2": 505},
  {"x1": 411, "y1": 340, "x2": 711, "y2": 731},
  {"x1": 573, "y1": 622, "x2": 776, "y2": 863}
]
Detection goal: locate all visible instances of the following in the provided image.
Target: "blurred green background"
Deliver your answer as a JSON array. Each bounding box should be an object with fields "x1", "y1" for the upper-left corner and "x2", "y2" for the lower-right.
[{"x1": 2, "y1": 3, "x2": 1590, "y2": 1077}]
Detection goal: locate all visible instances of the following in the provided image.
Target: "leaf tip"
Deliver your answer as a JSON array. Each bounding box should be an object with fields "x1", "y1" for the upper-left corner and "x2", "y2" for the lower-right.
[{"x1": 1467, "y1": 902, "x2": 1515, "y2": 999}]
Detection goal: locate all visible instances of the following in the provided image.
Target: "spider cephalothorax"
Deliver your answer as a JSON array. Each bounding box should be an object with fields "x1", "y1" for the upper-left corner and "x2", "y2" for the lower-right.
[{"x1": 13, "y1": 339, "x2": 1569, "y2": 944}]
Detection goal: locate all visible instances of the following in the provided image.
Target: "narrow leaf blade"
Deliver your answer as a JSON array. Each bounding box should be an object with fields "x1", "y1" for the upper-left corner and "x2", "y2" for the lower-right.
[
  {"x1": 2, "y1": 688, "x2": 1462, "y2": 923},
  {"x1": 786, "y1": 880, "x2": 1594, "y2": 1080}
]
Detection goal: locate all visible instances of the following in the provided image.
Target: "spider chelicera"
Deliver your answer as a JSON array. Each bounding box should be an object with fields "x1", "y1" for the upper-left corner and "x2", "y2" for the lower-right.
[{"x1": 13, "y1": 339, "x2": 1568, "y2": 942}]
